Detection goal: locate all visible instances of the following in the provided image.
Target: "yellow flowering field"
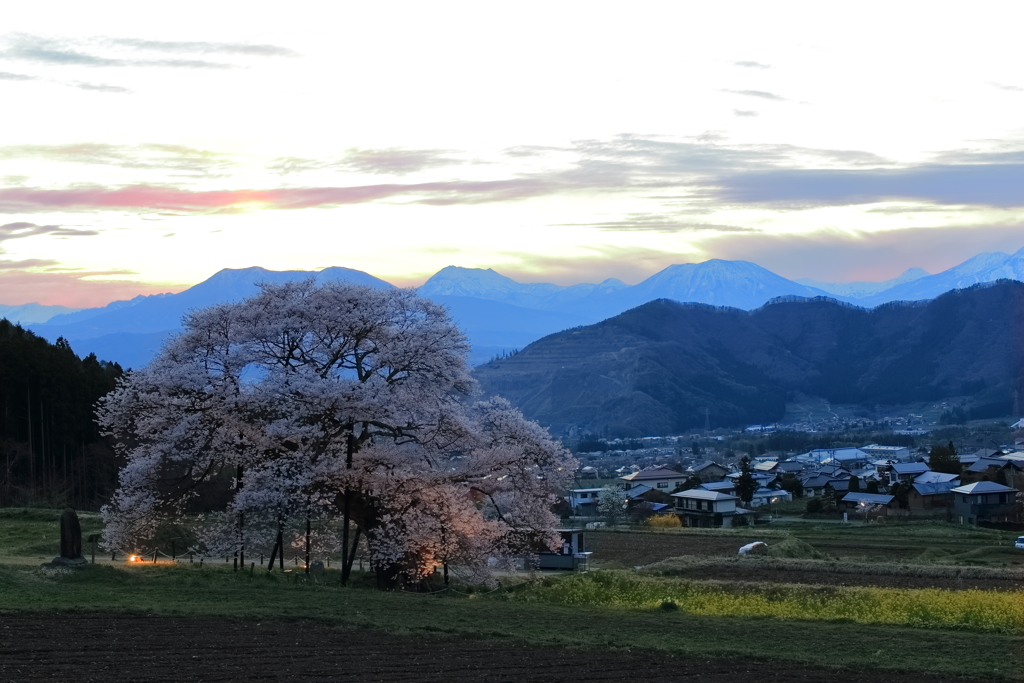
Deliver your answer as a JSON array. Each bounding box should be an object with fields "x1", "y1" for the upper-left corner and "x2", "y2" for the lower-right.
[{"x1": 509, "y1": 571, "x2": 1024, "y2": 633}]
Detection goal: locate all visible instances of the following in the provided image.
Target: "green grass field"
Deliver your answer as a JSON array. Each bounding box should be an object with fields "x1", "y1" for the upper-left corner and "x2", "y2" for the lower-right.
[
  {"x1": 0, "y1": 508, "x2": 104, "y2": 559},
  {"x1": 2, "y1": 508, "x2": 1022, "y2": 680}
]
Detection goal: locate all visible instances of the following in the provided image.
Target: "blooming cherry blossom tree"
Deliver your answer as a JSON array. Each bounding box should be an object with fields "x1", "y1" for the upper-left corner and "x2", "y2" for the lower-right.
[{"x1": 99, "y1": 280, "x2": 574, "y2": 587}]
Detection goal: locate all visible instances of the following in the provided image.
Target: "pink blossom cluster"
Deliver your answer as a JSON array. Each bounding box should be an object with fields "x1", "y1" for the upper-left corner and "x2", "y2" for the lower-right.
[{"x1": 98, "y1": 280, "x2": 576, "y2": 582}]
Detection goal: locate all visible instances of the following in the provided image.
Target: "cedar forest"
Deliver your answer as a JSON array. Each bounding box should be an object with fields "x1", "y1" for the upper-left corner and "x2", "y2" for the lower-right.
[{"x1": 0, "y1": 319, "x2": 123, "y2": 508}]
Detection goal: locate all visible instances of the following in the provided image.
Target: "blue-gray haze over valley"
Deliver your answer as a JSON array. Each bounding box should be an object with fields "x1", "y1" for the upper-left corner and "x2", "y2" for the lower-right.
[{"x1": 12, "y1": 244, "x2": 1024, "y2": 369}]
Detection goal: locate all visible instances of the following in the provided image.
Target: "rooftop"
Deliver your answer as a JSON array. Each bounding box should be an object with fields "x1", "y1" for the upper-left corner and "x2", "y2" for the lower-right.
[
  {"x1": 690, "y1": 461, "x2": 727, "y2": 472},
  {"x1": 620, "y1": 465, "x2": 685, "y2": 481},
  {"x1": 842, "y1": 492, "x2": 895, "y2": 505},
  {"x1": 698, "y1": 481, "x2": 736, "y2": 491},
  {"x1": 951, "y1": 481, "x2": 1017, "y2": 495},
  {"x1": 967, "y1": 458, "x2": 1012, "y2": 473},
  {"x1": 914, "y1": 471, "x2": 959, "y2": 484},
  {"x1": 912, "y1": 481, "x2": 959, "y2": 496},
  {"x1": 672, "y1": 489, "x2": 739, "y2": 501},
  {"x1": 794, "y1": 448, "x2": 868, "y2": 462},
  {"x1": 891, "y1": 462, "x2": 930, "y2": 474},
  {"x1": 625, "y1": 484, "x2": 653, "y2": 496}
]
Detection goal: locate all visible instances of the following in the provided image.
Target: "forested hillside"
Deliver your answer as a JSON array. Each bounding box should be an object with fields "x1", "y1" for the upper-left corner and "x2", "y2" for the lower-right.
[
  {"x1": 0, "y1": 319, "x2": 123, "y2": 508},
  {"x1": 474, "y1": 281, "x2": 1024, "y2": 437}
]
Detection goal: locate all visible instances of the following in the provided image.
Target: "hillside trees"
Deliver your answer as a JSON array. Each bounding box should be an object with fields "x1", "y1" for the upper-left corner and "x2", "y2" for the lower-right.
[
  {"x1": 0, "y1": 319, "x2": 123, "y2": 507},
  {"x1": 473, "y1": 281, "x2": 1024, "y2": 435},
  {"x1": 98, "y1": 280, "x2": 574, "y2": 588}
]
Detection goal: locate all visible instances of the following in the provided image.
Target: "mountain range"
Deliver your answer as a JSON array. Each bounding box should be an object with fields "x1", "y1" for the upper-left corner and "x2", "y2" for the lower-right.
[
  {"x1": 473, "y1": 280, "x2": 1024, "y2": 437},
  {"x1": 0, "y1": 302, "x2": 80, "y2": 325},
  {"x1": 13, "y1": 244, "x2": 1024, "y2": 369},
  {"x1": 795, "y1": 267, "x2": 930, "y2": 298}
]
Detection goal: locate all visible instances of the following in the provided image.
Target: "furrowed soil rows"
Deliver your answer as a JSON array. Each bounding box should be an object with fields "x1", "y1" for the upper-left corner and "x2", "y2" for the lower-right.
[
  {"x1": 588, "y1": 531, "x2": 741, "y2": 565},
  {"x1": 650, "y1": 563, "x2": 1024, "y2": 591},
  {"x1": 0, "y1": 614, "x2": 995, "y2": 683},
  {"x1": 589, "y1": 531, "x2": 1024, "y2": 590}
]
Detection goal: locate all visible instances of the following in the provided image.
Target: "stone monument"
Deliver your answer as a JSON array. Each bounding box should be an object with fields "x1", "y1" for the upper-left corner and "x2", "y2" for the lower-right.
[{"x1": 43, "y1": 508, "x2": 88, "y2": 568}]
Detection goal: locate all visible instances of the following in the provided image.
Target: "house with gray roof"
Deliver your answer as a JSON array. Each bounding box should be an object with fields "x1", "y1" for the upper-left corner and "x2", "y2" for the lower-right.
[
  {"x1": 907, "y1": 481, "x2": 958, "y2": 516},
  {"x1": 950, "y1": 481, "x2": 1019, "y2": 525},
  {"x1": 794, "y1": 448, "x2": 870, "y2": 469},
  {"x1": 960, "y1": 458, "x2": 1024, "y2": 490},
  {"x1": 687, "y1": 461, "x2": 730, "y2": 483},
  {"x1": 860, "y1": 444, "x2": 911, "y2": 461},
  {"x1": 801, "y1": 472, "x2": 851, "y2": 498},
  {"x1": 624, "y1": 483, "x2": 673, "y2": 506},
  {"x1": 619, "y1": 465, "x2": 687, "y2": 492},
  {"x1": 840, "y1": 492, "x2": 895, "y2": 517},
  {"x1": 672, "y1": 489, "x2": 740, "y2": 528},
  {"x1": 825, "y1": 478, "x2": 851, "y2": 495},
  {"x1": 777, "y1": 460, "x2": 808, "y2": 475},
  {"x1": 698, "y1": 480, "x2": 737, "y2": 494},
  {"x1": 750, "y1": 488, "x2": 792, "y2": 508},
  {"x1": 914, "y1": 471, "x2": 959, "y2": 484},
  {"x1": 887, "y1": 462, "x2": 930, "y2": 485},
  {"x1": 568, "y1": 488, "x2": 604, "y2": 513}
]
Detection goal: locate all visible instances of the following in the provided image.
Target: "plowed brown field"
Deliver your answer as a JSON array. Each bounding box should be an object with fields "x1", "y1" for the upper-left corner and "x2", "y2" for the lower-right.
[
  {"x1": 0, "y1": 614, "x2": 990, "y2": 682},
  {"x1": 588, "y1": 532, "x2": 1024, "y2": 590}
]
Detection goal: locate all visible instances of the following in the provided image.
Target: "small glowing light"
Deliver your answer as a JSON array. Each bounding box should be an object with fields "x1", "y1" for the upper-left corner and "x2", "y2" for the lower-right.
[{"x1": 129, "y1": 555, "x2": 140, "y2": 562}]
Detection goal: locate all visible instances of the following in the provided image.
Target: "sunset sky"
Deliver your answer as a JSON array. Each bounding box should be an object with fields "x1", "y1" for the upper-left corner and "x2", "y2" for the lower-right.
[{"x1": 2, "y1": 1, "x2": 1023, "y2": 307}]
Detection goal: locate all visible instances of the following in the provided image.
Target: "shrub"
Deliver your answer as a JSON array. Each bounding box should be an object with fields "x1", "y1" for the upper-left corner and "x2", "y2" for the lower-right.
[
  {"x1": 805, "y1": 498, "x2": 823, "y2": 514},
  {"x1": 768, "y1": 536, "x2": 829, "y2": 560},
  {"x1": 646, "y1": 515, "x2": 682, "y2": 529},
  {"x1": 915, "y1": 547, "x2": 953, "y2": 563}
]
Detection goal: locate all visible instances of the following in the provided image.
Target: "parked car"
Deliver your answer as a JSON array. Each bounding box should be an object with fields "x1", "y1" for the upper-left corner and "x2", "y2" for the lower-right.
[{"x1": 1016, "y1": 536, "x2": 1024, "y2": 549}]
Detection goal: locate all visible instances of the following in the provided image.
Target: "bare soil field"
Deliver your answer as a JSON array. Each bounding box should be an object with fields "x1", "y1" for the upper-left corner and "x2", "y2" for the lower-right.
[
  {"x1": 0, "y1": 614, "x2": 990, "y2": 683},
  {"x1": 588, "y1": 531, "x2": 742, "y2": 565},
  {"x1": 646, "y1": 561, "x2": 1024, "y2": 591},
  {"x1": 589, "y1": 531, "x2": 1024, "y2": 590}
]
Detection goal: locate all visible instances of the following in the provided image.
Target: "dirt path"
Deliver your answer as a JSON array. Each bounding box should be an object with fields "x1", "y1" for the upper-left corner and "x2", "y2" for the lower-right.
[{"x1": 0, "y1": 614, "x2": 994, "y2": 682}]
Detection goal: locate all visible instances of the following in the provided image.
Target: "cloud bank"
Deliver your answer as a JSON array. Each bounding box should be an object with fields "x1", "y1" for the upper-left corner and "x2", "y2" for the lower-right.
[
  {"x1": 0, "y1": 221, "x2": 100, "y2": 240},
  {"x1": 3, "y1": 137, "x2": 1022, "y2": 214},
  {"x1": 716, "y1": 164, "x2": 1024, "y2": 207},
  {"x1": 0, "y1": 33, "x2": 299, "y2": 71}
]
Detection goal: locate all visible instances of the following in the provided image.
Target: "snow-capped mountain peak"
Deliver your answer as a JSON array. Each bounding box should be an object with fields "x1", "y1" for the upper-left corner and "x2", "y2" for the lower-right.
[
  {"x1": 858, "y1": 249, "x2": 1024, "y2": 306},
  {"x1": 796, "y1": 267, "x2": 931, "y2": 298}
]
